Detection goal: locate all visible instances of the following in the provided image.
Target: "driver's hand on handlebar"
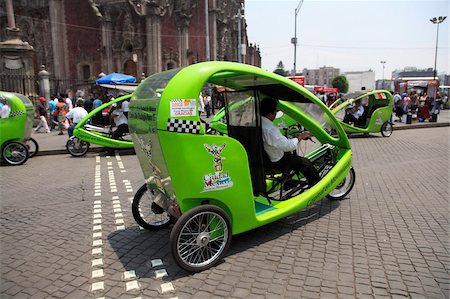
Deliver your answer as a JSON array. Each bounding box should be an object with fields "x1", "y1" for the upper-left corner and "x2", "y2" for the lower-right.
[{"x1": 296, "y1": 131, "x2": 313, "y2": 141}]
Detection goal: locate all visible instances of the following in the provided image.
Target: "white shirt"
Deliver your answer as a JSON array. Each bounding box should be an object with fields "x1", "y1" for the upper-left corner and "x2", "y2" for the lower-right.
[
  {"x1": 352, "y1": 105, "x2": 364, "y2": 119},
  {"x1": 121, "y1": 100, "x2": 129, "y2": 112},
  {"x1": 65, "y1": 107, "x2": 88, "y2": 124},
  {"x1": 65, "y1": 98, "x2": 73, "y2": 111},
  {"x1": 112, "y1": 109, "x2": 128, "y2": 126},
  {"x1": 261, "y1": 116, "x2": 298, "y2": 162},
  {"x1": 0, "y1": 104, "x2": 11, "y2": 118},
  {"x1": 198, "y1": 95, "x2": 205, "y2": 112}
]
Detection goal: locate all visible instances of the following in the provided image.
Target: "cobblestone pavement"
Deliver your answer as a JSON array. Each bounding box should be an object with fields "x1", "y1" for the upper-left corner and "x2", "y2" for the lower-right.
[{"x1": 1, "y1": 127, "x2": 449, "y2": 299}]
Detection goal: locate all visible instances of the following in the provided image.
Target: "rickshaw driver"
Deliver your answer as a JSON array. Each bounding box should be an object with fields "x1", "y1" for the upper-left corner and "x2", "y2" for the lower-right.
[
  {"x1": 260, "y1": 97, "x2": 320, "y2": 187},
  {"x1": 99, "y1": 102, "x2": 129, "y2": 156},
  {"x1": 343, "y1": 100, "x2": 364, "y2": 124}
]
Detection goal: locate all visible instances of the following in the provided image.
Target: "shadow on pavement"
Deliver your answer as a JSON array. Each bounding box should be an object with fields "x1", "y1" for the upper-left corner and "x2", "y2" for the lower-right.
[{"x1": 107, "y1": 197, "x2": 340, "y2": 279}]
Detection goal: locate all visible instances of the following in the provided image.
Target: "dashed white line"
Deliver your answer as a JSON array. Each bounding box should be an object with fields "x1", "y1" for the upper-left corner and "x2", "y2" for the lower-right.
[
  {"x1": 151, "y1": 259, "x2": 163, "y2": 267},
  {"x1": 91, "y1": 157, "x2": 105, "y2": 295},
  {"x1": 161, "y1": 282, "x2": 175, "y2": 293}
]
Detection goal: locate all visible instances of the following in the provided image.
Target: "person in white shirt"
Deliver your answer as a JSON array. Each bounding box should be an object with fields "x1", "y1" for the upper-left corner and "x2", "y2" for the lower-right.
[
  {"x1": 260, "y1": 97, "x2": 320, "y2": 186},
  {"x1": 100, "y1": 104, "x2": 129, "y2": 156},
  {"x1": 121, "y1": 99, "x2": 129, "y2": 118},
  {"x1": 0, "y1": 97, "x2": 11, "y2": 118},
  {"x1": 343, "y1": 101, "x2": 364, "y2": 124},
  {"x1": 65, "y1": 99, "x2": 88, "y2": 137}
]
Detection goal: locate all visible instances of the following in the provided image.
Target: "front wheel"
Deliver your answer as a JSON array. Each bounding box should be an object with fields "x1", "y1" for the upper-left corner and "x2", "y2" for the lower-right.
[
  {"x1": 2, "y1": 141, "x2": 29, "y2": 166},
  {"x1": 327, "y1": 167, "x2": 355, "y2": 200},
  {"x1": 132, "y1": 183, "x2": 173, "y2": 230},
  {"x1": 66, "y1": 138, "x2": 90, "y2": 157},
  {"x1": 27, "y1": 138, "x2": 39, "y2": 158},
  {"x1": 381, "y1": 121, "x2": 393, "y2": 137},
  {"x1": 170, "y1": 205, "x2": 232, "y2": 272}
]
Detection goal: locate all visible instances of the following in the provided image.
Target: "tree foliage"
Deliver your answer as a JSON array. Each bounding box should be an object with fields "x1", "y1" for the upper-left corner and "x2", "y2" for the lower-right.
[
  {"x1": 273, "y1": 61, "x2": 287, "y2": 76},
  {"x1": 332, "y1": 75, "x2": 349, "y2": 93}
]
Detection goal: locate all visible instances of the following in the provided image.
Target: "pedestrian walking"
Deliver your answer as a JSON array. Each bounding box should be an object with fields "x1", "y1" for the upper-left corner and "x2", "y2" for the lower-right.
[
  {"x1": 53, "y1": 98, "x2": 68, "y2": 135},
  {"x1": 34, "y1": 97, "x2": 50, "y2": 133}
]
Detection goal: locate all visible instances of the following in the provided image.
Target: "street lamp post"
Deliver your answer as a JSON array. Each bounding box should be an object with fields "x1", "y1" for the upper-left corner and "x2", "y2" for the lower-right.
[
  {"x1": 430, "y1": 16, "x2": 447, "y2": 81},
  {"x1": 380, "y1": 60, "x2": 386, "y2": 89},
  {"x1": 292, "y1": 0, "x2": 304, "y2": 75}
]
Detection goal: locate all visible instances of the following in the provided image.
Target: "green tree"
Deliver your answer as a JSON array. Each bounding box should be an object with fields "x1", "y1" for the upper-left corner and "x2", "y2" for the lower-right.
[
  {"x1": 273, "y1": 61, "x2": 287, "y2": 76},
  {"x1": 332, "y1": 75, "x2": 349, "y2": 93}
]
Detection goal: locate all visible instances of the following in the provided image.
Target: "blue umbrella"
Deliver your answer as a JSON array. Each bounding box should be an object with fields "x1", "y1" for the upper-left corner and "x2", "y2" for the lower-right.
[{"x1": 96, "y1": 73, "x2": 136, "y2": 84}]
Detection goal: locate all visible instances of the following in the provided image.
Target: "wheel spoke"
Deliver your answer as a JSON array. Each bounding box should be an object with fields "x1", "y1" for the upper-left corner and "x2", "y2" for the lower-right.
[{"x1": 177, "y1": 211, "x2": 229, "y2": 268}]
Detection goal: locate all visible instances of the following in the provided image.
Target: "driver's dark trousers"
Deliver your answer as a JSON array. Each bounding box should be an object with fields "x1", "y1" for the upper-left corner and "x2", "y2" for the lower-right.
[
  {"x1": 272, "y1": 152, "x2": 320, "y2": 186},
  {"x1": 104, "y1": 124, "x2": 129, "y2": 155}
]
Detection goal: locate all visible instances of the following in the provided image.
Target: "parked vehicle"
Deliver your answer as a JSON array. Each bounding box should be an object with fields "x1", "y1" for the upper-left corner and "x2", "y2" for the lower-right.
[
  {"x1": 66, "y1": 94, "x2": 134, "y2": 157},
  {"x1": 129, "y1": 62, "x2": 355, "y2": 272},
  {"x1": 330, "y1": 90, "x2": 394, "y2": 137},
  {"x1": 0, "y1": 91, "x2": 37, "y2": 165}
]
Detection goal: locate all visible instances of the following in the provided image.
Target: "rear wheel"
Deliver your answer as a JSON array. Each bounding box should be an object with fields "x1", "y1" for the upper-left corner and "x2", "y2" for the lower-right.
[
  {"x1": 327, "y1": 167, "x2": 355, "y2": 200},
  {"x1": 2, "y1": 141, "x2": 29, "y2": 166},
  {"x1": 66, "y1": 137, "x2": 89, "y2": 157},
  {"x1": 132, "y1": 183, "x2": 173, "y2": 230},
  {"x1": 26, "y1": 138, "x2": 39, "y2": 158},
  {"x1": 170, "y1": 205, "x2": 232, "y2": 272},
  {"x1": 381, "y1": 121, "x2": 393, "y2": 137}
]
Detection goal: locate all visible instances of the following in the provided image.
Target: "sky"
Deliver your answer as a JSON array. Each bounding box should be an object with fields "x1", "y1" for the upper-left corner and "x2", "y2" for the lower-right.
[{"x1": 245, "y1": 0, "x2": 449, "y2": 80}]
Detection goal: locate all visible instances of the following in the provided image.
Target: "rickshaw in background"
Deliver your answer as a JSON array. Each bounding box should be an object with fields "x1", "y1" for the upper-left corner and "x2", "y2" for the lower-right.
[
  {"x1": 129, "y1": 62, "x2": 355, "y2": 272},
  {"x1": 0, "y1": 91, "x2": 38, "y2": 165},
  {"x1": 330, "y1": 90, "x2": 394, "y2": 137},
  {"x1": 209, "y1": 97, "x2": 302, "y2": 137},
  {"x1": 66, "y1": 94, "x2": 134, "y2": 156}
]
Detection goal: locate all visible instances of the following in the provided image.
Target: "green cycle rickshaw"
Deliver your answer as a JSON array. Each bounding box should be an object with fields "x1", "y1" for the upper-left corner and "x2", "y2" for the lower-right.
[
  {"x1": 129, "y1": 62, "x2": 355, "y2": 272},
  {"x1": 0, "y1": 91, "x2": 36, "y2": 165},
  {"x1": 66, "y1": 94, "x2": 134, "y2": 156},
  {"x1": 330, "y1": 90, "x2": 394, "y2": 137}
]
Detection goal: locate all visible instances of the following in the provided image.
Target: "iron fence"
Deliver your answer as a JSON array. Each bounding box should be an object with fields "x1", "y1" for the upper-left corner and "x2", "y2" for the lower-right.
[{"x1": 0, "y1": 74, "x2": 92, "y2": 98}]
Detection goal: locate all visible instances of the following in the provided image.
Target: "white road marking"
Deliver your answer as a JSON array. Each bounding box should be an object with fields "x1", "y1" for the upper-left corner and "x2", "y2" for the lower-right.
[
  {"x1": 92, "y1": 269, "x2": 104, "y2": 278},
  {"x1": 126, "y1": 280, "x2": 140, "y2": 291},
  {"x1": 91, "y1": 281, "x2": 104, "y2": 292},
  {"x1": 155, "y1": 269, "x2": 168, "y2": 278},
  {"x1": 92, "y1": 259, "x2": 103, "y2": 267},
  {"x1": 161, "y1": 282, "x2": 174, "y2": 293},
  {"x1": 123, "y1": 270, "x2": 137, "y2": 280},
  {"x1": 92, "y1": 248, "x2": 102, "y2": 255},
  {"x1": 151, "y1": 259, "x2": 163, "y2": 267}
]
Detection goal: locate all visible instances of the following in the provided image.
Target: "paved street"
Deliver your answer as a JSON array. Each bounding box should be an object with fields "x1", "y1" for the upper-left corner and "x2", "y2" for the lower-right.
[{"x1": 1, "y1": 127, "x2": 449, "y2": 299}]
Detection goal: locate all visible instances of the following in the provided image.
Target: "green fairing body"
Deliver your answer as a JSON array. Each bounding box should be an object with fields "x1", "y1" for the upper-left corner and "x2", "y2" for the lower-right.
[
  {"x1": 129, "y1": 62, "x2": 353, "y2": 235},
  {"x1": 73, "y1": 94, "x2": 134, "y2": 148},
  {"x1": 0, "y1": 91, "x2": 34, "y2": 154},
  {"x1": 331, "y1": 90, "x2": 394, "y2": 134}
]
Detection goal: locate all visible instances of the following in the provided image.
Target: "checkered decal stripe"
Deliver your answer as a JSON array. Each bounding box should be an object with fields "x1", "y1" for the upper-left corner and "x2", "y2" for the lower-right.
[
  {"x1": 9, "y1": 111, "x2": 24, "y2": 117},
  {"x1": 167, "y1": 119, "x2": 201, "y2": 134}
]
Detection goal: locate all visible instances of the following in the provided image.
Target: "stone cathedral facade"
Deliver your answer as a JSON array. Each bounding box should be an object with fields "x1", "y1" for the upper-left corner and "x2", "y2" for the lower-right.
[{"x1": 0, "y1": 0, "x2": 261, "y2": 84}]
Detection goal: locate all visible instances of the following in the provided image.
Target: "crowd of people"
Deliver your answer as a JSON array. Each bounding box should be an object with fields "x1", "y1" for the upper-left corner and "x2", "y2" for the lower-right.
[
  {"x1": 393, "y1": 91, "x2": 448, "y2": 122},
  {"x1": 33, "y1": 93, "x2": 129, "y2": 139}
]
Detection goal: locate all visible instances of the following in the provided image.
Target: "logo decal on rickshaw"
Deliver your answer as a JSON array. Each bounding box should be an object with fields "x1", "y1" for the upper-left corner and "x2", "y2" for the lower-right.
[
  {"x1": 203, "y1": 143, "x2": 233, "y2": 192},
  {"x1": 170, "y1": 99, "x2": 197, "y2": 117}
]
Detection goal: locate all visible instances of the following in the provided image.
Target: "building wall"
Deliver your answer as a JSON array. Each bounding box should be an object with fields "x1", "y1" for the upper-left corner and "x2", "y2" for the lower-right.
[
  {"x1": 0, "y1": 0, "x2": 260, "y2": 86},
  {"x1": 65, "y1": 0, "x2": 102, "y2": 80},
  {"x1": 345, "y1": 71, "x2": 375, "y2": 92},
  {"x1": 302, "y1": 66, "x2": 340, "y2": 87}
]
